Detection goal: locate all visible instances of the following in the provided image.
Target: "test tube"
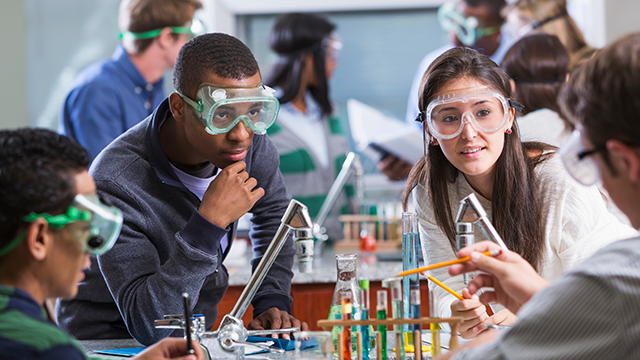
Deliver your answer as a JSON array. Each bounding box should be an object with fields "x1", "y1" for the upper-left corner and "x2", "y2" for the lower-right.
[
  {"x1": 402, "y1": 212, "x2": 421, "y2": 349},
  {"x1": 376, "y1": 290, "x2": 388, "y2": 360},
  {"x1": 430, "y1": 287, "x2": 441, "y2": 358},
  {"x1": 342, "y1": 293, "x2": 353, "y2": 360},
  {"x1": 382, "y1": 277, "x2": 405, "y2": 360},
  {"x1": 359, "y1": 280, "x2": 370, "y2": 360}
]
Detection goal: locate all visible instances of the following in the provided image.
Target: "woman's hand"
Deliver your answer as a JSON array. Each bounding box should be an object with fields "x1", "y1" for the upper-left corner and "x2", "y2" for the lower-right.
[
  {"x1": 450, "y1": 289, "x2": 490, "y2": 339},
  {"x1": 135, "y1": 338, "x2": 204, "y2": 360}
]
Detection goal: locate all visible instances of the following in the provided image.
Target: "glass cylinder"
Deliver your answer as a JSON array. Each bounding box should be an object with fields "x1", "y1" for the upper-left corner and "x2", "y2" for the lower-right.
[{"x1": 402, "y1": 212, "x2": 421, "y2": 338}]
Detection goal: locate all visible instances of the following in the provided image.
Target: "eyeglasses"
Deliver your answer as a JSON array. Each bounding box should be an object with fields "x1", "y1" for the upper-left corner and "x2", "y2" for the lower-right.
[{"x1": 559, "y1": 130, "x2": 604, "y2": 186}]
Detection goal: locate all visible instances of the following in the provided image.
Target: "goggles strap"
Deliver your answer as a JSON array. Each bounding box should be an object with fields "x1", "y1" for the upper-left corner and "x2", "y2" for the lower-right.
[
  {"x1": 532, "y1": 11, "x2": 568, "y2": 30},
  {"x1": 177, "y1": 92, "x2": 203, "y2": 113},
  {"x1": 119, "y1": 26, "x2": 192, "y2": 41},
  {"x1": 0, "y1": 231, "x2": 27, "y2": 258},
  {"x1": 509, "y1": 99, "x2": 525, "y2": 112}
]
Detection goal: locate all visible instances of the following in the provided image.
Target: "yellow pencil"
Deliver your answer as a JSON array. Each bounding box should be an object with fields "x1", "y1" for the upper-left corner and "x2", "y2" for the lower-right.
[
  {"x1": 395, "y1": 249, "x2": 501, "y2": 278},
  {"x1": 427, "y1": 275, "x2": 464, "y2": 301}
]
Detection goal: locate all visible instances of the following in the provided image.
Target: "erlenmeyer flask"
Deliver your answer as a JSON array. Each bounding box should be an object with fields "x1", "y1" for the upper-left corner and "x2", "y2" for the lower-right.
[{"x1": 327, "y1": 253, "x2": 360, "y2": 356}]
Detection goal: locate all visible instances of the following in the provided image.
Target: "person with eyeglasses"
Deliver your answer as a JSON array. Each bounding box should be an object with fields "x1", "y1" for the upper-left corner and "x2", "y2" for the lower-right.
[
  {"x1": 264, "y1": 13, "x2": 356, "y2": 242},
  {"x1": 56, "y1": 32, "x2": 309, "y2": 345},
  {"x1": 59, "y1": 0, "x2": 204, "y2": 161},
  {"x1": 402, "y1": 46, "x2": 636, "y2": 339},
  {"x1": 0, "y1": 128, "x2": 204, "y2": 360},
  {"x1": 439, "y1": 32, "x2": 640, "y2": 360}
]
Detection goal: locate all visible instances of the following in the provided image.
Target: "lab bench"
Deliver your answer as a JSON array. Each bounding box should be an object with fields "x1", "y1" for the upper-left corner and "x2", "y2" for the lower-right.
[
  {"x1": 80, "y1": 332, "x2": 437, "y2": 359},
  {"x1": 217, "y1": 247, "x2": 430, "y2": 330}
]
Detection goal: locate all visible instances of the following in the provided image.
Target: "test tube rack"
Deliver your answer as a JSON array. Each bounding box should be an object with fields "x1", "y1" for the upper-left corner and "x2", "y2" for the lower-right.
[
  {"x1": 337, "y1": 214, "x2": 403, "y2": 252},
  {"x1": 317, "y1": 316, "x2": 463, "y2": 359}
]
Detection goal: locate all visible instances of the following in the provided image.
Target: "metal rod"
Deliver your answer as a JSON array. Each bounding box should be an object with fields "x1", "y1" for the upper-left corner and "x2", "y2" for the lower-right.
[{"x1": 228, "y1": 200, "x2": 312, "y2": 321}]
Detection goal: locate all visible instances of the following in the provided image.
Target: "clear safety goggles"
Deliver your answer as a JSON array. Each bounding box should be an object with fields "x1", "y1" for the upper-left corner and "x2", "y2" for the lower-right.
[
  {"x1": 324, "y1": 33, "x2": 343, "y2": 63},
  {"x1": 558, "y1": 130, "x2": 603, "y2": 186},
  {"x1": 422, "y1": 87, "x2": 519, "y2": 140},
  {"x1": 179, "y1": 83, "x2": 280, "y2": 135},
  {"x1": 438, "y1": 2, "x2": 502, "y2": 46},
  {"x1": 0, "y1": 193, "x2": 123, "y2": 257},
  {"x1": 119, "y1": 18, "x2": 207, "y2": 41}
]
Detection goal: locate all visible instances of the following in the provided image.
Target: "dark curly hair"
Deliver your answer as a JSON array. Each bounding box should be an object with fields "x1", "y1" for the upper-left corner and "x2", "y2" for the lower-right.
[
  {"x1": 0, "y1": 128, "x2": 90, "y2": 251},
  {"x1": 172, "y1": 33, "x2": 261, "y2": 98}
]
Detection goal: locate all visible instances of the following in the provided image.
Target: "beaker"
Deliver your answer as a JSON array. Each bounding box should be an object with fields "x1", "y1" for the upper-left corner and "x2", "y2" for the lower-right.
[{"x1": 294, "y1": 331, "x2": 333, "y2": 359}]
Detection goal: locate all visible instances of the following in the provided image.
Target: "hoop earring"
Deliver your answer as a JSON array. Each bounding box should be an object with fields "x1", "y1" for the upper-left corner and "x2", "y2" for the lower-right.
[{"x1": 505, "y1": 128, "x2": 512, "y2": 134}]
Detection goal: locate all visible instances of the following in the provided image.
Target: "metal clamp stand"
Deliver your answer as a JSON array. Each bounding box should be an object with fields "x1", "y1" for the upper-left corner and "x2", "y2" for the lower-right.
[
  {"x1": 313, "y1": 152, "x2": 364, "y2": 254},
  {"x1": 154, "y1": 199, "x2": 313, "y2": 359}
]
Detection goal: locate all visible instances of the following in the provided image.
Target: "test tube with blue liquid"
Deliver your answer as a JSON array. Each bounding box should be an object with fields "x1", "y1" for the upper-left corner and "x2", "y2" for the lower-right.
[{"x1": 402, "y1": 212, "x2": 421, "y2": 348}]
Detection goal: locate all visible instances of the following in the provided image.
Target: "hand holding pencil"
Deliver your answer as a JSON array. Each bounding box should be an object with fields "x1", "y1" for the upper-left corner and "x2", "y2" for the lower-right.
[{"x1": 448, "y1": 241, "x2": 551, "y2": 314}]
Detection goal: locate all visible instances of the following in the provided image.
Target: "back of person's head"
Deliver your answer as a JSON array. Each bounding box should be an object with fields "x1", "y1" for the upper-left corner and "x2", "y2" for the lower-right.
[
  {"x1": 509, "y1": 0, "x2": 595, "y2": 69},
  {"x1": 172, "y1": 33, "x2": 260, "y2": 99},
  {"x1": 118, "y1": 0, "x2": 203, "y2": 54},
  {"x1": 560, "y1": 32, "x2": 640, "y2": 148},
  {"x1": 266, "y1": 13, "x2": 336, "y2": 116},
  {"x1": 0, "y1": 128, "x2": 90, "y2": 253},
  {"x1": 501, "y1": 34, "x2": 570, "y2": 124},
  {"x1": 465, "y1": 0, "x2": 507, "y2": 23}
]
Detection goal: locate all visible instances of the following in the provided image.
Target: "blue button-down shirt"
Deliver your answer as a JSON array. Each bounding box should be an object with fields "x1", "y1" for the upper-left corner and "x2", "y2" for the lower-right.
[{"x1": 59, "y1": 45, "x2": 165, "y2": 160}]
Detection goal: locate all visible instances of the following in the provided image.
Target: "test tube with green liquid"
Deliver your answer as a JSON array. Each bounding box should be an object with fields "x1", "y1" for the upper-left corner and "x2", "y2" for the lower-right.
[
  {"x1": 382, "y1": 277, "x2": 405, "y2": 360},
  {"x1": 376, "y1": 290, "x2": 387, "y2": 360},
  {"x1": 430, "y1": 287, "x2": 441, "y2": 357},
  {"x1": 359, "y1": 280, "x2": 370, "y2": 360}
]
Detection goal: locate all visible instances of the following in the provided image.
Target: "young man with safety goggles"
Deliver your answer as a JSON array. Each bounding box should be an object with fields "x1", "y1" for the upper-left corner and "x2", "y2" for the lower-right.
[
  {"x1": 439, "y1": 33, "x2": 640, "y2": 360},
  {"x1": 59, "y1": 0, "x2": 204, "y2": 161},
  {"x1": 57, "y1": 32, "x2": 309, "y2": 345},
  {"x1": 0, "y1": 128, "x2": 203, "y2": 359}
]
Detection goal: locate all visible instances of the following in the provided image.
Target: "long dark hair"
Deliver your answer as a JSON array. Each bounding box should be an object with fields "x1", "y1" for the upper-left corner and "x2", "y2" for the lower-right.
[
  {"x1": 402, "y1": 47, "x2": 553, "y2": 271},
  {"x1": 501, "y1": 34, "x2": 572, "y2": 131},
  {"x1": 266, "y1": 13, "x2": 335, "y2": 117}
]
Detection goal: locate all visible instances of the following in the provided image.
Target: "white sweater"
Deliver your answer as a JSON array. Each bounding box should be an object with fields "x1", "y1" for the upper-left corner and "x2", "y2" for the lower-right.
[{"x1": 412, "y1": 154, "x2": 638, "y2": 323}]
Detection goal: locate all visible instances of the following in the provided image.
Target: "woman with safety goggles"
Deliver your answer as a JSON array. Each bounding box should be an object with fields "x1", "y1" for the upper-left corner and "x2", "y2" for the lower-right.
[
  {"x1": 503, "y1": 0, "x2": 597, "y2": 70},
  {"x1": 264, "y1": 13, "x2": 352, "y2": 242},
  {"x1": 402, "y1": 47, "x2": 636, "y2": 339}
]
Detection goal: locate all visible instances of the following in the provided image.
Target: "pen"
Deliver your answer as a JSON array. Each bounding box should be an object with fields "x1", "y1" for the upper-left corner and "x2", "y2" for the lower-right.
[
  {"x1": 183, "y1": 293, "x2": 195, "y2": 355},
  {"x1": 395, "y1": 249, "x2": 502, "y2": 277}
]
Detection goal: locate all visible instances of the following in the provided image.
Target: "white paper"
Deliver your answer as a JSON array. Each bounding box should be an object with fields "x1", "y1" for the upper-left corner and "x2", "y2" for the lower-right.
[{"x1": 347, "y1": 98, "x2": 424, "y2": 164}]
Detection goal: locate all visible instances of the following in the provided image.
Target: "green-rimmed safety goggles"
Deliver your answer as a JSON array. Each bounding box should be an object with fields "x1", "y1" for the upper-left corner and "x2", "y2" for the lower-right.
[
  {"x1": 119, "y1": 18, "x2": 206, "y2": 41},
  {"x1": 438, "y1": 1, "x2": 502, "y2": 46},
  {"x1": 178, "y1": 83, "x2": 280, "y2": 135},
  {"x1": 0, "y1": 194, "x2": 123, "y2": 257}
]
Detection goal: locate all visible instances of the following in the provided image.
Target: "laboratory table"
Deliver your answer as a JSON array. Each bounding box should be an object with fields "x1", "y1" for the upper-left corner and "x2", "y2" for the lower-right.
[
  {"x1": 80, "y1": 331, "x2": 438, "y2": 359},
  {"x1": 218, "y1": 247, "x2": 430, "y2": 330}
]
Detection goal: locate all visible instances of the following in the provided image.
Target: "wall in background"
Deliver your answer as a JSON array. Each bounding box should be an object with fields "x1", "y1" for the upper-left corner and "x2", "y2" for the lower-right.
[{"x1": 0, "y1": 1, "x2": 27, "y2": 129}]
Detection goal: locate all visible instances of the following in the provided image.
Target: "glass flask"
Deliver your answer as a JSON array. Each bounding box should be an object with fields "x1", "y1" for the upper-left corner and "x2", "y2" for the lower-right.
[{"x1": 327, "y1": 253, "x2": 360, "y2": 356}]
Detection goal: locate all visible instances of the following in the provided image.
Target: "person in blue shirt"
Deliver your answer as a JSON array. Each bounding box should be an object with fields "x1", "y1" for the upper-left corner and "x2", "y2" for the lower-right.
[
  {"x1": 0, "y1": 128, "x2": 204, "y2": 360},
  {"x1": 59, "y1": 0, "x2": 202, "y2": 160}
]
